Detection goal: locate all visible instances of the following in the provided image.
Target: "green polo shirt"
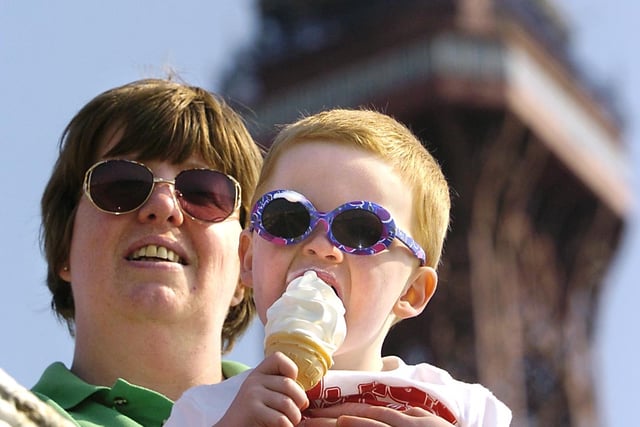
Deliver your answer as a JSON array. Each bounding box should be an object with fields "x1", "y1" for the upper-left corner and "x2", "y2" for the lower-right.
[{"x1": 31, "y1": 361, "x2": 249, "y2": 427}]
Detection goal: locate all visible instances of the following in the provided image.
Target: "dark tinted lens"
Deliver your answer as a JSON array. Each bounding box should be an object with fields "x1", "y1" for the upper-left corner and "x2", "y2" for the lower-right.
[
  {"x1": 332, "y1": 209, "x2": 382, "y2": 249},
  {"x1": 261, "y1": 198, "x2": 310, "y2": 239},
  {"x1": 176, "y1": 169, "x2": 237, "y2": 222},
  {"x1": 89, "y1": 161, "x2": 153, "y2": 213}
]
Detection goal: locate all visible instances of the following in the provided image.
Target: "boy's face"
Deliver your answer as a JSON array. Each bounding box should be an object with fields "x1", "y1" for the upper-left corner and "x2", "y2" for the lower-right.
[{"x1": 240, "y1": 141, "x2": 437, "y2": 370}]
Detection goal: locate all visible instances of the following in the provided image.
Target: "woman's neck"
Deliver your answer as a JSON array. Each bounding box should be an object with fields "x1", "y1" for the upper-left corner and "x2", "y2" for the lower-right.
[{"x1": 71, "y1": 319, "x2": 224, "y2": 400}]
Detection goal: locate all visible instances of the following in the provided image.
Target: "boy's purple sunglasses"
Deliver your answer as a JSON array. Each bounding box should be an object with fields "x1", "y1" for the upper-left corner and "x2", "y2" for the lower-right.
[{"x1": 249, "y1": 189, "x2": 426, "y2": 265}]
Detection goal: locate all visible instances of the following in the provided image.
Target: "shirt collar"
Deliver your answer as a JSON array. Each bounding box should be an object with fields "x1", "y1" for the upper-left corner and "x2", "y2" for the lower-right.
[
  {"x1": 32, "y1": 362, "x2": 108, "y2": 409},
  {"x1": 32, "y1": 362, "x2": 174, "y2": 425}
]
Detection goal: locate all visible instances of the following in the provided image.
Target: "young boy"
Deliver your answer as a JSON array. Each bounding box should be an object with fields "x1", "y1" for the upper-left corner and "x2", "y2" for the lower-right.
[{"x1": 166, "y1": 109, "x2": 512, "y2": 426}]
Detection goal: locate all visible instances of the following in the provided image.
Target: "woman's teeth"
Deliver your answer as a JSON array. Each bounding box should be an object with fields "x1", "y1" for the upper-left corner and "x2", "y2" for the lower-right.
[{"x1": 129, "y1": 245, "x2": 181, "y2": 263}]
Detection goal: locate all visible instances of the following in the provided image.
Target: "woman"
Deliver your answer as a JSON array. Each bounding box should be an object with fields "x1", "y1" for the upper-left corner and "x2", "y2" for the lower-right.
[{"x1": 31, "y1": 78, "x2": 263, "y2": 426}]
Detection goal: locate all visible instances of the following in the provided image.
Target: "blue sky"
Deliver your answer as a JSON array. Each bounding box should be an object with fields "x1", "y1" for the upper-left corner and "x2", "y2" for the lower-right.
[
  {"x1": 0, "y1": 0, "x2": 264, "y2": 384},
  {"x1": 1, "y1": 2, "x2": 637, "y2": 425},
  {"x1": 557, "y1": 2, "x2": 640, "y2": 424}
]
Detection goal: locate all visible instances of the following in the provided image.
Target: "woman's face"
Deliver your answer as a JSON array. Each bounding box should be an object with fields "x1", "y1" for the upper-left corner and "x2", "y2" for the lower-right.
[{"x1": 61, "y1": 131, "x2": 244, "y2": 337}]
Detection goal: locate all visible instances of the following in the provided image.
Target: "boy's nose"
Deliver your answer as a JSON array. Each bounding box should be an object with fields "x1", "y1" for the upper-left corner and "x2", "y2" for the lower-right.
[{"x1": 302, "y1": 223, "x2": 344, "y2": 262}]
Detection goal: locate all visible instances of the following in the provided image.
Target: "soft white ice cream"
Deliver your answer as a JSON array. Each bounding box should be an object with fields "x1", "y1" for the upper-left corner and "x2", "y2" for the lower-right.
[{"x1": 265, "y1": 270, "x2": 347, "y2": 357}]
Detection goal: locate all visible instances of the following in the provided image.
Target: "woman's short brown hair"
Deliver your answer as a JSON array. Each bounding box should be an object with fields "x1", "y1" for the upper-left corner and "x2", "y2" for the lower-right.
[{"x1": 40, "y1": 78, "x2": 263, "y2": 352}]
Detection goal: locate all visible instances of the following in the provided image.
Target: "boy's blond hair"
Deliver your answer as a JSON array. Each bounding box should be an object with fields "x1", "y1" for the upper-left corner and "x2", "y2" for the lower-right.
[{"x1": 254, "y1": 108, "x2": 450, "y2": 268}]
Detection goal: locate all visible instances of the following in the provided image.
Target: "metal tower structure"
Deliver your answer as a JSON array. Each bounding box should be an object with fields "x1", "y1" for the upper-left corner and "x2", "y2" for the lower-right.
[{"x1": 221, "y1": 1, "x2": 631, "y2": 424}]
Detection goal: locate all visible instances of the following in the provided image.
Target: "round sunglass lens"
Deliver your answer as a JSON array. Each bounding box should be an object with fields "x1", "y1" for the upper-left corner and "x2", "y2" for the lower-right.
[
  {"x1": 90, "y1": 161, "x2": 153, "y2": 213},
  {"x1": 176, "y1": 170, "x2": 237, "y2": 222},
  {"x1": 262, "y1": 198, "x2": 310, "y2": 239},
  {"x1": 333, "y1": 209, "x2": 382, "y2": 249}
]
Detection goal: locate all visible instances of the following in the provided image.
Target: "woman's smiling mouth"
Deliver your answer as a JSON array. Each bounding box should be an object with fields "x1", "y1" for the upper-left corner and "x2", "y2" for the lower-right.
[{"x1": 127, "y1": 244, "x2": 184, "y2": 264}]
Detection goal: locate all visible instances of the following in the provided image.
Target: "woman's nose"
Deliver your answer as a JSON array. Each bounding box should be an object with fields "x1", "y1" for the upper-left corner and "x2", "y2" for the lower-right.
[{"x1": 137, "y1": 180, "x2": 185, "y2": 225}]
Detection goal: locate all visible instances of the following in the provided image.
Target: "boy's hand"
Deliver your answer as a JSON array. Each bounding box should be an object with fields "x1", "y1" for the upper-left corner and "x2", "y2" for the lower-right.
[
  {"x1": 215, "y1": 352, "x2": 309, "y2": 427},
  {"x1": 299, "y1": 403, "x2": 455, "y2": 426}
]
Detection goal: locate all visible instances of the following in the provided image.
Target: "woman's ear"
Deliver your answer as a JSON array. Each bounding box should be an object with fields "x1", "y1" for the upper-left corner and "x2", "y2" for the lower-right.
[
  {"x1": 229, "y1": 281, "x2": 245, "y2": 306},
  {"x1": 238, "y1": 229, "x2": 254, "y2": 289},
  {"x1": 59, "y1": 261, "x2": 71, "y2": 282},
  {"x1": 393, "y1": 266, "x2": 438, "y2": 320}
]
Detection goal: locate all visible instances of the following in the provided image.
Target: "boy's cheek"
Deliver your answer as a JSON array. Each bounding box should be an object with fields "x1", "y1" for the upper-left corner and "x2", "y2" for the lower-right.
[
  {"x1": 252, "y1": 239, "x2": 305, "y2": 319},
  {"x1": 251, "y1": 268, "x2": 286, "y2": 323}
]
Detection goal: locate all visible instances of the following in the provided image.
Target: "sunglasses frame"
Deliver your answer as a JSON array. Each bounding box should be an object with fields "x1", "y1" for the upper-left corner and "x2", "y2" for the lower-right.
[
  {"x1": 250, "y1": 189, "x2": 426, "y2": 265},
  {"x1": 83, "y1": 159, "x2": 241, "y2": 223}
]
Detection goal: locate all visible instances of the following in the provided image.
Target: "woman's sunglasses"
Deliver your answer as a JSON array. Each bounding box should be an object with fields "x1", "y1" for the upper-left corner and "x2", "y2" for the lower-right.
[
  {"x1": 249, "y1": 189, "x2": 426, "y2": 265},
  {"x1": 83, "y1": 159, "x2": 241, "y2": 223}
]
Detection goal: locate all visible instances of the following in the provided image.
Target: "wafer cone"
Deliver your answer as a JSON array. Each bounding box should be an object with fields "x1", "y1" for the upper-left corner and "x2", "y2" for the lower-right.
[{"x1": 265, "y1": 331, "x2": 332, "y2": 391}]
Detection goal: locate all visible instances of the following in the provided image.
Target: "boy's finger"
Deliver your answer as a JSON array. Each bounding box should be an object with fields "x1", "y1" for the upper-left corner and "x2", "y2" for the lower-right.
[
  {"x1": 298, "y1": 418, "x2": 337, "y2": 426},
  {"x1": 245, "y1": 353, "x2": 309, "y2": 411},
  {"x1": 307, "y1": 403, "x2": 450, "y2": 426},
  {"x1": 255, "y1": 351, "x2": 299, "y2": 380},
  {"x1": 302, "y1": 415, "x2": 387, "y2": 427}
]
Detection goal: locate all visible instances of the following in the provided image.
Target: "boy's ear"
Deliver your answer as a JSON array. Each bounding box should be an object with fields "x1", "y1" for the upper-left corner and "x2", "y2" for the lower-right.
[
  {"x1": 393, "y1": 266, "x2": 438, "y2": 320},
  {"x1": 238, "y1": 229, "x2": 254, "y2": 289}
]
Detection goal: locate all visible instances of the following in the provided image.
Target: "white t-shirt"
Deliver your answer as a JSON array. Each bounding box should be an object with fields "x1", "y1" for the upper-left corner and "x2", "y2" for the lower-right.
[{"x1": 166, "y1": 356, "x2": 512, "y2": 426}]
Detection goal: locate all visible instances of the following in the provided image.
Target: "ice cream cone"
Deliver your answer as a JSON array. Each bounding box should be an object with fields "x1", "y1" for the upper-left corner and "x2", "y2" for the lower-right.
[
  {"x1": 264, "y1": 271, "x2": 346, "y2": 390},
  {"x1": 265, "y1": 331, "x2": 332, "y2": 390}
]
